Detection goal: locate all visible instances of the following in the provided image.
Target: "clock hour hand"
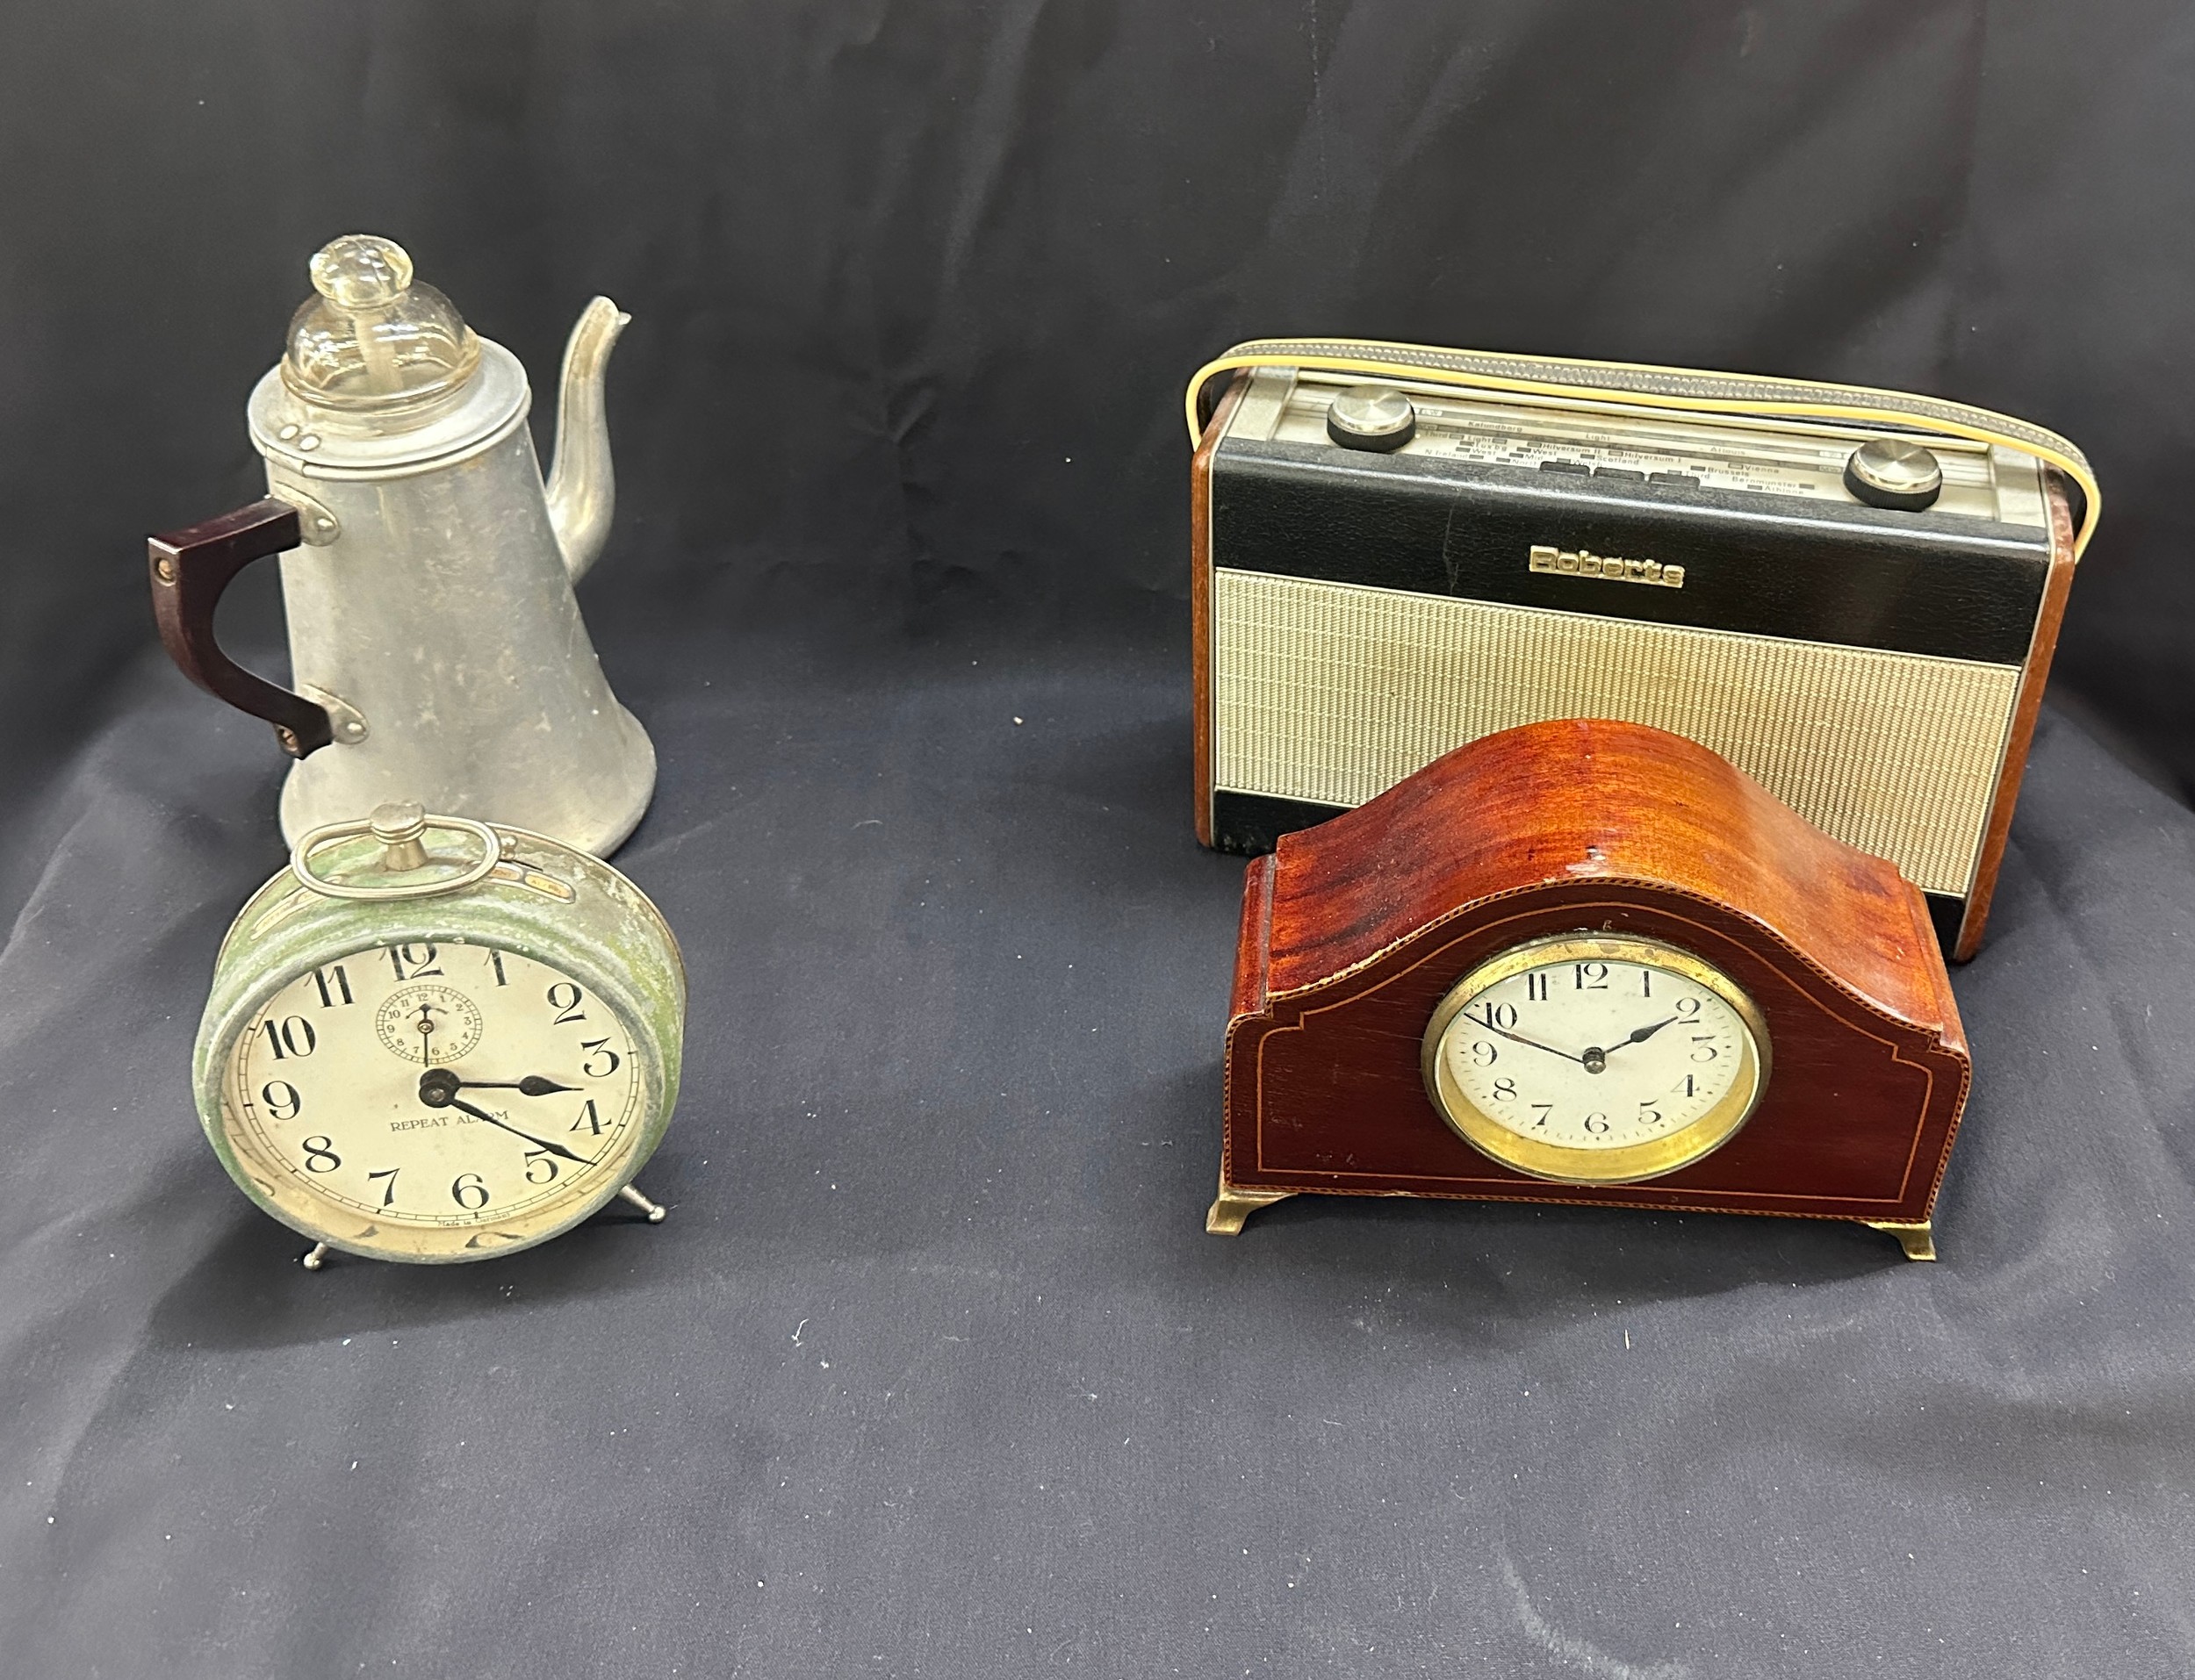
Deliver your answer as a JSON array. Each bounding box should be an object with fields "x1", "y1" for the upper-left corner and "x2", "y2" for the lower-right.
[
  {"x1": 418, "y1": 1074, "x2": 597, "y2": 1166},
  {"x1": 1460, "y1": 1009, "x2": 1587, "y2": 1066},
  {"x1": 419, "y1": 1069, "x2": 577, "y2": 1100},
  {"x1": 506, "y1": 1075, "x2": 578, "y2": 1095},
  {"x1": 1578, "y1": 1013, "x2": 1687, "y2": 1073},
  {"x1": 1591, "y1": 1014, "x2": 1683, "y2": 1059}
]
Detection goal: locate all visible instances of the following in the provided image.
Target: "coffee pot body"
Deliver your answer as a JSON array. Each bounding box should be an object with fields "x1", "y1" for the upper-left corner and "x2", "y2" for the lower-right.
[{"x1": 150, "y1": 236, "x2": 656, "y2": 858}]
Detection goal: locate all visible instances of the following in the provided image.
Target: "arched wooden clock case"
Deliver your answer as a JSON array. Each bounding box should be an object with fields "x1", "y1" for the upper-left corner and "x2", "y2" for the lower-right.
[{"x1": 1210, "y1": 719, "x2": 1972, "y2": 1260}]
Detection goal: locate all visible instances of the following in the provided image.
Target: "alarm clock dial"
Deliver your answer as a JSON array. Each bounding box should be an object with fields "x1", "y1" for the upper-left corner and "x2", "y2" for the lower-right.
[
  {"x1": 218, "y1": 941, "x2": 649, "y2": 1260},
  {"x1": 1422, "y1": 935, "x2": 1768, "y2": 1184}
]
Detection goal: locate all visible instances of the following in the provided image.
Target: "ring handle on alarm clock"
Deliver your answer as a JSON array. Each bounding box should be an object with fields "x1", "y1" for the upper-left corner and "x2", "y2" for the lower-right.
[
  {"x1": 148, "y1": 498, "x2": 335, "y2": 757},
  {"x1": 289, "y1": 807, "x2": 503, "y2": 901}
]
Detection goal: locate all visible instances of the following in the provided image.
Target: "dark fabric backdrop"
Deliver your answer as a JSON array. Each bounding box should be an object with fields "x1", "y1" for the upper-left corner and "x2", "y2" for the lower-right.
[
  {"x1": 2, "y1": 0, "x2": 2191, "y2": 791},
  {"x1": 3, "y1": 4, "x2": 2194, "y2": 1676}
]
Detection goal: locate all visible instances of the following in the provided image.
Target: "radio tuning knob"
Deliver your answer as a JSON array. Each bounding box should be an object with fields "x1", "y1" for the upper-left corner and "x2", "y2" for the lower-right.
[
  {"x1": 1844, "y1": 437, "x2": 1944, "y2": 511},
  {"x1": 1327, "y1": 385, "x2": 1417, "y2": 453}
]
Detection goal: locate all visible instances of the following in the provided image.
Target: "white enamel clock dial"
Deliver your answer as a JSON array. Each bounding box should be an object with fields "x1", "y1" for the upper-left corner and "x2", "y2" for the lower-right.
[
  {"x1": 1422, "y1": 934, "x2": 1769, "y2": 1184},
  {"x1": 219, "y1": 939, "x2": 651, "y2": 1260}
]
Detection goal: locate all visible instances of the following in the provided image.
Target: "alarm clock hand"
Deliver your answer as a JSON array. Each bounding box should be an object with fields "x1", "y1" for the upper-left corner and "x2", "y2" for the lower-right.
[
  {"x1": 418, "y1": 1068, "x2": 577, "y2": 1100},
  {"x1": 1460, "y1": 1008, "x2": 1587, "y2": 1066},
  {"x1": 446, "y1": 1095, "x2": 597, "y2": 1167},
  {"x1": 418, "y1": 1073, "x2": 596, "y2": 1166}
]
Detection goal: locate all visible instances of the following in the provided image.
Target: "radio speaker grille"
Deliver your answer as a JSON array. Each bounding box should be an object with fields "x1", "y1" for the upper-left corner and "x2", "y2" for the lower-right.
[{"x1": 1212, "y1": 569, "x2": 2020, "y2": 898}]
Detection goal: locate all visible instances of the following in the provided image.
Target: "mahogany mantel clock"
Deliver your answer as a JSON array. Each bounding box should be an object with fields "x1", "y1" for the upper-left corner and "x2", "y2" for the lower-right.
[{"x1": 1210, "y1": 719, "x2": 1972, "y2": 1260}]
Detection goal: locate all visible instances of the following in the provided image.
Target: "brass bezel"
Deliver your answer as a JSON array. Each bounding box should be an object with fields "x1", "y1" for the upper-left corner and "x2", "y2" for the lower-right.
[{"x1": 1421, "y1": 933, "x2": 1771, "y2": 1185}]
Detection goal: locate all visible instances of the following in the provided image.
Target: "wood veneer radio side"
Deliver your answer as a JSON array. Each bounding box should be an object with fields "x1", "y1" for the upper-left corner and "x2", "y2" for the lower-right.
[
  {"x1": 1189, "y1": 374, "x2": 1248, "y2": 849},
  {"x1": 1955, "y1": 473, "x2": 2080, "y2": 960}
]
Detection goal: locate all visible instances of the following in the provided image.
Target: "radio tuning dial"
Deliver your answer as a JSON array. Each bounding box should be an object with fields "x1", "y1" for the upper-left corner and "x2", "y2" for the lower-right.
[
  {"x1": 1844, "y1": 437, "x2": 1944, "y2": 511},
  {"x1": 1326, "y1": 385, "x2": 1417, "y2": 453}
]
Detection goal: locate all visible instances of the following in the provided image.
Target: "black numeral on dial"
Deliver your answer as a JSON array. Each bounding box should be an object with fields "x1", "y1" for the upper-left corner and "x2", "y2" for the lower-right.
[
  {"x1": 262, "y1": 1081, "x2": 302, "y2": 1120},
  {"x1": 368, "y1": 1167, "x2": 400, "y2": 1208},
  {"x1": 301, "y1": 1137, "x2": 341, "y2": 1172},
  {"x1": 580, "y1": 1038, "x2": 621, "y2": 1078},
  {"x1": 548, "y1": 982, "x2": 587, "y2": 1024},
  {"x1": 450, "y1": 1173, "x2": 490, "y2": 1210},
  {"x1": 259, "y1": 1016, "x2": 317, "y2": 1059},
  {"x1": 387, "y1": 944, "x2": 443, "y2": 981},
  {"x1": 312, "y1": 966, "x2": 354, "y2": 1008}
]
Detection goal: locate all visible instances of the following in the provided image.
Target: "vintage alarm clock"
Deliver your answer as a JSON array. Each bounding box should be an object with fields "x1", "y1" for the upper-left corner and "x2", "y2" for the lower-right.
[
  {"x1": 191, "y1": 804, "x2": 684, "y2": 1267},
  {"x1": 1187, "y1": 337, "x2": 2099, "y2": 958},
  {"x1": 1209, "y1": 719, "x2": 1970, "y2": 1260}
]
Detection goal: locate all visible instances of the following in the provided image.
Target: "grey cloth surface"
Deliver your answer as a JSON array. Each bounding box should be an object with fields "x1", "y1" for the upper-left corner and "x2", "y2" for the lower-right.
[{"x1": 3, "y1": 612, "x2": 2191, "y2": 1677}]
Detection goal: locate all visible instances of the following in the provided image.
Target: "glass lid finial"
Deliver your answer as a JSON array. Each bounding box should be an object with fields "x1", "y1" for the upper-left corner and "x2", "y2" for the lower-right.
[
  {"x1": 307, "y1": 234, "x2": 414, "y2": 310},
  {"x1": 280, "y1": 233, "x2": 480, "y2": 413}
]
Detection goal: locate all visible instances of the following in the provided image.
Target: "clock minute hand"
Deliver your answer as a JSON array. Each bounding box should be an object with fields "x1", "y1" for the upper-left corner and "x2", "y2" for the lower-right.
[
  {"x1": 445, "y1": 1095, "x2": 598, "y2": 1167},
  {"x1": 417, "y1": 1073, "x2": 597, "y2": 1166},
  {"x1": 1461, "y1": 1009, "x2": 1587, "y2": 1066}
]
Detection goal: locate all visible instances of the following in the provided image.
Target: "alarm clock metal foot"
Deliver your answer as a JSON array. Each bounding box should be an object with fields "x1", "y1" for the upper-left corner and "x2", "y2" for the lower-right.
[
  {"x1": 1205, "y1": 1181, "x2": 1293, "y2": 1236},
  {"x1": 618, "y1": 1183, "x2": 669, "y2": 1224},
  {"x1": 300, "y1": 1243, "x2": 331, "y2": 1271},
  {"x1": 1864, "y1": 1220, "x2": 1937, "y2": 1261}
]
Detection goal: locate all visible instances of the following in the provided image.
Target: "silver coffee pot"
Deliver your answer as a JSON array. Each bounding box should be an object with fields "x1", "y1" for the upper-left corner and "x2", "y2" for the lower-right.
[{"x1": 150, "y1": 234, "x2": 656, "y2": 858}]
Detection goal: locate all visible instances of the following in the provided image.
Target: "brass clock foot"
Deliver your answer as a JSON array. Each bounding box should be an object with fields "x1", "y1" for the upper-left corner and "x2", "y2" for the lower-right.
[
  {"x1": 618, "y1": 1183, "x2": 668, "y2": 1224},
  {"x1": 1206, "y1": 1182, "x2": 1293, "y2": 1236},
  {"x1": 1865, "y1": 1220, "x2": 1936, "y2": 1261},
  {"x1": 300, "y1": 1242, "x2": 331, "y2": 1271}
]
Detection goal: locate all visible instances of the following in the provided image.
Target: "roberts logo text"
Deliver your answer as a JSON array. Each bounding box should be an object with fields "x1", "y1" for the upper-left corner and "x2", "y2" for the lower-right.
[{"x1": 1529, "y1": 544, "x2": 1685, "y2": 589}]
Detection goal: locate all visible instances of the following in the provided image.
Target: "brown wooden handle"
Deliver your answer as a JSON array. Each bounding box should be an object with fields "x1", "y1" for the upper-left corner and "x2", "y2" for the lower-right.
[{"x1": 148, "y1": 499, "x2": 332, "y2": 757}]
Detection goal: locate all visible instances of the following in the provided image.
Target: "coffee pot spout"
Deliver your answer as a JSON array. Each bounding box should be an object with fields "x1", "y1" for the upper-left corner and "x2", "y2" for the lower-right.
[{"x1": 545, "y1": 296, "x2": 630, "y2": 582}]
